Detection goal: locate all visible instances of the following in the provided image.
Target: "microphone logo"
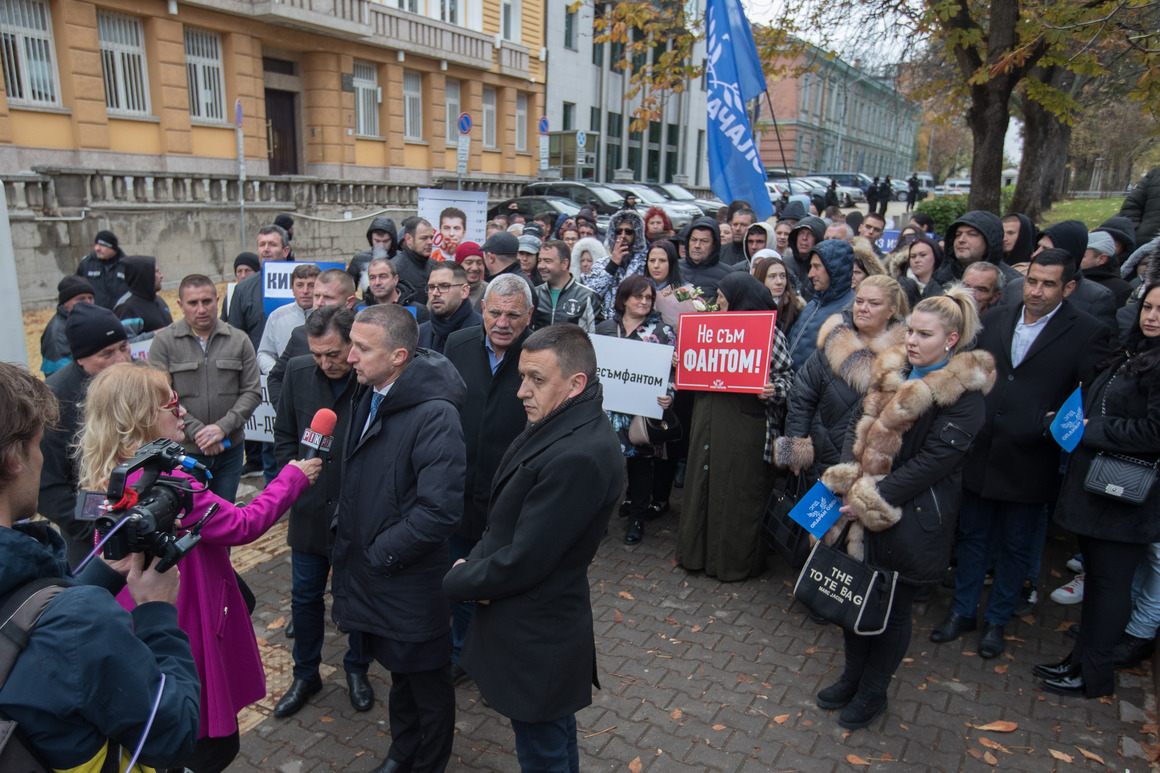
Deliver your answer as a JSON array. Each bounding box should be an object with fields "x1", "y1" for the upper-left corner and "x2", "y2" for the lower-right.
[{"x1": 302, "y1": 429, "x2": 333, "y2": 453}]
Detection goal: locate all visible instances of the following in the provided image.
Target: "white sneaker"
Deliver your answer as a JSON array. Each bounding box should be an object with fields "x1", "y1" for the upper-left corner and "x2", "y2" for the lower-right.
[
  {"x1": 1050, "y1": 574, "x2": 1084, "y2": 605},
  {"x1": 1066, "y1": 555, "x2": 1084, "y2": 573}
]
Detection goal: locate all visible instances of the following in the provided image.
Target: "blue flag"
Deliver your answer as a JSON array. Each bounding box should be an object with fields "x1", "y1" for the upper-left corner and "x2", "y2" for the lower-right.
[
  {"x1": 788, "y1": 480, "x2": 843, "y2": 539},
  {"x1": 1050, "y1": 386, "x2": 1085, "y2": 452},
  {"x1": 705, "y1": 0, "x2": 773, "y2": 220}
]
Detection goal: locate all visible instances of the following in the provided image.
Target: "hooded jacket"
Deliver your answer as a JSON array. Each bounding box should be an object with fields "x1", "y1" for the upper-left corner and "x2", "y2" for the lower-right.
[
  {"x1": 393, "y1": 242, "x2": 438, "y2": 306},
  {"x1": 677, "y1": 216, "x2": 735, "y2": 299},
  {"x1": 933, "y1": 211, "x2": 1022, "y2": 293},
  {"x1": 348, "y1": 215, "x2": 399, "y2": 298},
  {"x1": 786, "y1": 239, "x2": 856, "y2": 370},
  {"x1": 114, "y1": 255, "x2": 172, "y2": 334},
  {"x1": 331, "y1": 350, "x2": 466, "y2": 647},
  {"x1": 742, "y1": 221, "x2": 777, "y2": 265},
  {"x1": 582, "y1": 209, "x2": 648, "y2": 315},
  {"x1": 788, "y1": 216, "x2": 827, "y2": 300},
  {"x1": 1118, "y1": 165, "x2": 1160, "y2": 245},
  {"x1": 1003, "y1": 213, "x2": 1037, "y2": 265},
  {"x1": 76, "y1": 247, "x2": 129, "y2": 310},
  {"x1": 1095, "y1": 215, "x2": 1137, "y2": 257}
]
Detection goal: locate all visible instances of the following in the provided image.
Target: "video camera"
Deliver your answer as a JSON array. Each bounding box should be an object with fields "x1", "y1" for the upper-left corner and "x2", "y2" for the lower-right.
[{"x1": 85, "y1": 439, "x2": 218, "y2": 572}]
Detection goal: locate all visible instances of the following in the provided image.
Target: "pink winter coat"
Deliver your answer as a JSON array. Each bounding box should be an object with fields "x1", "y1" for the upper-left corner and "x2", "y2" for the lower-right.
[{"x1": 117, "y1": 465, "x2": 309, "y2": 738}]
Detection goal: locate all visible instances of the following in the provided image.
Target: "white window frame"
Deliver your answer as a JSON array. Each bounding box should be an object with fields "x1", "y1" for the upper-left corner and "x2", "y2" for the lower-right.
[
  {"x1": 444, "y1": 77, "x2": 460, "y2": 145},
  {"x1": 353, "y1": 59, "x2": 379, "y2": 137},
  {"x1": 403, "y1": 69, "x2": 422, "y2": 141},
  {"x1": 440, "y1": 0, "x2": 459, "y2": 25},
  {"x1": 98, "y1": 10, "x2": 150, "y2": 116},
  {"x1": 184, "y1": 27, "x2": 225, "y2": 122},
  {"x1": 515, "y1": 92, "x2": 527, "y2": 152},
  {"x1": 501, "y1": 0, "x2": 519, "y2": 42},
  {"x1": 0, "y1": 0, "x2": 61, "y2": 107},
  {"x1": 482, "y1": 85, "x2": 496, "y2": 149}
]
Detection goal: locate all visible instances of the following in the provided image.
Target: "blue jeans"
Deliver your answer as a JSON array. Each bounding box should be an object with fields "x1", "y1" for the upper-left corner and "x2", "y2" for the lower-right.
[
  {"x1": 510, "y1": 714, "x2": 579, "y2": 773},
  {"x1": 951, "y1": 492, "x2": 1045, "y2": 626},
  {"x1": 291, "y1": 549, "x2": 371, "y2": 679},
  {"x1": 191, "y1": 442, "x2": 244, "y2": 503},
  {"x1": 449, "y1": 535, "x2": 476, "y2": 663},
  {"x1": 1127, "y1": 541, "x2": 1160, "y2": 640},
  {"x1": 261, "y1": 442, "x2": 277, "y2": 486}
]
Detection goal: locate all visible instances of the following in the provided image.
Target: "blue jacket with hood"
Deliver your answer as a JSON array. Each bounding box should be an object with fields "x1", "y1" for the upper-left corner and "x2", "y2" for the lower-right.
[{"x1": 786, "y1": 239, "x2": 855, "y2": 370}]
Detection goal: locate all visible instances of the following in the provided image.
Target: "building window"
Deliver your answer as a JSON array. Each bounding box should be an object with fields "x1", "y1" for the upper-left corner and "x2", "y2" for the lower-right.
[
  {"x1": 403, "y1": 69, "x2": 422, "y2": 140},
  {"x1": 562, "y1": 101, "x2": 574, "y2": 131},
  {"x1": 184, "y1": 28, "x2": 224, "y2": 121},
  {"x1": 515, "y1": 92, "x2": 527, "y2": 151},
  {"x1": 440, "y1": 0, "x2": 459, "y2": 25},
  {"x1": 445, "y1": 77, "x2": 460, "y2": 145},
  {"x1": 501, "y1": 0, "x2": 519, "y2": 42},
  {"x1": 97, "y1": 10, "x2": 150, "y2": 116},
  {"x1": 0, "y1": 0, "x2": 60, "y2": 106},
  {"x1": 397, "y1": 0, "x2": 417, "y2": 12},
  {"x1": 590, "y1": 106, "x2": 600, "y2": 131},
  {"x1": 606, "y1": 111, "x2": 621, "y2": 141},
  {"x1": 353, "y1": 59, "x2": 378, "y2": 136},
  {"x1": 482, "y1": 85, "x2": 496, "y2": 148},
  {"x1": 564, "y1": 8, "x2": 575, "y2": 49}
]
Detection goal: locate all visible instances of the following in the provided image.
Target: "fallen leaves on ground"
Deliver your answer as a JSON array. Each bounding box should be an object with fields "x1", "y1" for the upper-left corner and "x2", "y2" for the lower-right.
[
  {"x1": 773, "y1": 714, "x2": 790, "y2": 724},
  {"x1": 618, "y1": 591, "x2": 634, "y2": 600},
  {"x1": 711, "y1": 724, "x2": 726, "y2": 730},
  {"x1": 846, "y1": 754, "x2": 870, "y2": 765},
  {"x1": 1076, "y1": 747, "x2": 1104, "y2": 763},
  {"x1": 983, "y1": 750, "x2": 998, "y2": 765},
  {"x1": 979, "y1": 737, "x2": 1010, "y2": 753},
  {"x1": 1048, "y1": 749, "x2": 1073, "y2": 762},
  {"x1": 670, "y1": 708, "x2": 683, "y2": 720},
  {"x1": 970, "y1": 720, "x2": 1018, "y2": 732},
  {"x1": 265, "y1": 616, "x2": 286, "y2": 630},
  {"x1": 628, "y1": 757, "x2": 642, "y2": 773}
]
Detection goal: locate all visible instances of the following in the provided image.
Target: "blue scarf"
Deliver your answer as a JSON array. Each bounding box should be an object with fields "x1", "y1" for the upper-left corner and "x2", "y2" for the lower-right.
[{"x1": 908, "y1": 357, "x2": 950, "y2": 380}]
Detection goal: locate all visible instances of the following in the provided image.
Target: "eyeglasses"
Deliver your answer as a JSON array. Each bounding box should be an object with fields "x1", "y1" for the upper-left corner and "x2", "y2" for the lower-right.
[
  {"x1": 424, "y1": 282, "x2": 466, "y2": 295},
  {"x1": 615, "y1": 228, "x2": 635, "y2": 236},
  {"x1": 161, "y1": 390, "x2": 180, "y2": 417}
]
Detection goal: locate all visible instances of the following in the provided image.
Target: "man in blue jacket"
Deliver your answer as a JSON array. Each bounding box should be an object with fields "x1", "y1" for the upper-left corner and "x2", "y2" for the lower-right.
[
  {"x1": 786, "y1": 239, "x2": 856, "y2": 370},
  {"x1": 0, "y1": 362, "x2": 201, "y2": 772}
]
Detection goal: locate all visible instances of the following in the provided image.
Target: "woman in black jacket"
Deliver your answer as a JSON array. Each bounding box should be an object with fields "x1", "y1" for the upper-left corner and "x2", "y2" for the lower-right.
[
  {"x1": 818, "y1": 286, "x2": 995, "y2": 729},
  {"x1": 776, "y1": 275, "x2": 908, "y2": 484},
  {"x1": 1034, "y1": 278, "x2": 1160, "y2": 699}
]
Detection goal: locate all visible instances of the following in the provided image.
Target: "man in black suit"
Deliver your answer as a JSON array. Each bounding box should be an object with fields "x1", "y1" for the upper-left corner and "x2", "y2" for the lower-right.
[
  {"x1": 931, "y1": 248, "x2": 1114, "y2": 659},
  {"x1": 442, "y1": 274, "x2": 534, "y2": 684},
  {"x1": 444, "y1": 325, "x2": 623, "y2": 771},
  {"x1": 271, "y1": 305, "x2": 374, "y2": 717}
]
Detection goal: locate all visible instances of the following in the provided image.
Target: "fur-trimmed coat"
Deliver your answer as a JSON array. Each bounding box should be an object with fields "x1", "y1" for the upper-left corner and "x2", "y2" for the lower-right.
[
  {"x1": 775, "y1": 312, "x2": 905, "y2": 481},
  {"x1": 820, "y1": 346, "x2": 996, "y2": 584}
]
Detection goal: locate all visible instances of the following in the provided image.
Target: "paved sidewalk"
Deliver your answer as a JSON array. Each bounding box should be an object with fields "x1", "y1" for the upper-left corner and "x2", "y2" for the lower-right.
[{"x1": 232, "y1": 479, "x2": 1158, "y2": 772}]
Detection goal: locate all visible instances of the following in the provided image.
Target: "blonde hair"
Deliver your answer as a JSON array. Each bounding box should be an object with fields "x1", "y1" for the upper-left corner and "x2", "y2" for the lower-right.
[
  {"x1": 857, "y1": 275, "x2": 910, "y2": 321},
  {"x1": 76, "y1": 363, "x2": 172, "y2": 491},
  {"x1": 912, "y1": 283, "x2": 980, "y2": 354}
]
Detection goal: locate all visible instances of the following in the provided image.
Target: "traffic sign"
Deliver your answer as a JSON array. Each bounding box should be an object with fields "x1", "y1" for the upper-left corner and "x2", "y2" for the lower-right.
[
  {"x1": 457, "y1": 134, "x2": 470, "y2": 175},
  {"x1": 458, "y1": 112, "x2": 472, "y2": 135},
  {"x1": 538, "y1": 116, "x2": 549, "y2": 135},
  {"x1": 235, "y1": 98, "x2": 243, "y2": 128},
  {"x1": 576, "y1": 130, "x2": 587, "y2": 149}
]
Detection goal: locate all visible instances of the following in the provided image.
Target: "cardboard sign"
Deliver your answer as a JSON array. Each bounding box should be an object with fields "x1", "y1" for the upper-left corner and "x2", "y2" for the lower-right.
[
  {"x1": 1050, "y1": 386, "x2": 1085, "y2": 452},
  {"x1": 787, "y1": 480, "x2": 843, "y2": 539},
  {"x1": 262, "y1": 261, "x2": 344, "y2": 316},
  {"x1": 244, "y1": 374, "x2": 276, "y2": 442},
  {"x1": 675, "y1": 311, "x2": 776, "y2": 394},
  {"x1": 590, "y1": 334, "x2": 674, "y2": 419},
  {"x1": 417, "y1": 188, "x2": 489, "y2": 262},
  {"x1": 129, "y1": 337, "x2": 153, "y2": 361}
]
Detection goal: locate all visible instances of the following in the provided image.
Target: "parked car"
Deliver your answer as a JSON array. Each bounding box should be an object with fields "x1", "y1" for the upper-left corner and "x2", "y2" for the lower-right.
[
  {"x1": 606, "y1": 182, "x2": 700, "y2": 228},
  {"x1": 803, "y1": 176, "x2": 865, "y2": 206},
  {"x1": 521, "y1": 180, "x2": 627, "y2": 217},
  {"x1": 889, "y1": 178, "x2": 928, "y2": 202},
  {"x1": 487, "y1": 196, "x2": 583, "y2": 222},
  {"x1": 644, "y1": 182, "x2": 723, "y2": 218},
  {"x1": 819, "y1": 172, "x2": 874, "y2": 193}
]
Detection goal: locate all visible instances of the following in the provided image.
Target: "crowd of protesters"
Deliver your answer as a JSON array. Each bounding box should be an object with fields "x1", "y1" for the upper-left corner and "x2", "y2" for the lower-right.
[{"x1": 5, "y1": 174, "x2": 1160, "y2": 770}]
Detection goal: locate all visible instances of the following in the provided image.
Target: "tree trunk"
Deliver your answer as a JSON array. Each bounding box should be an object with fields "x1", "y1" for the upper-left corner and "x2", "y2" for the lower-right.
[
  {"x1": 1011, "y1": 67, "x2": 1076, "y2": 220},
  {"x1": 965, "y1": 81, "x2": 1011, "y2": 213}
]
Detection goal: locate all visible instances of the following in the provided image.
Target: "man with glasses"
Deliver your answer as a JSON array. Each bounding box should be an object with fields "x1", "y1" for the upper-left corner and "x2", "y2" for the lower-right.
[{"x1": 418, "y1": 262, "x2": 482, "y2": 354}]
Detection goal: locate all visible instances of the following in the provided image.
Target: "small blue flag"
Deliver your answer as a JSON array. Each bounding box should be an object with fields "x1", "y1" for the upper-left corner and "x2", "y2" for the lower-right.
[
  {"x1": 788, "y1": 480, "x2": 843, "y2": 539},
  {"x1": 1050, "y1": 386, "x2": 1085, "y2": 452}
]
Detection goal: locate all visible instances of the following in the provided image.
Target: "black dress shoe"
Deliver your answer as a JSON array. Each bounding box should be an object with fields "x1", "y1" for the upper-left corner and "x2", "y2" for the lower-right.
[
  {"x1": 619, "y1": 499, "x2": 633, "y2": 518},
  {"x1": 837, "y1": 693, "x2": 887, "y2": 730},
  {"x1": 929, "y1": 612, "x2": 977, "y2": 643},
  {"x1": 1113, "y1": 633, "x2": 1156, "y2": 669},
  {"x1": 645, "y1": 501, "x2": 668, "y2": 520},
  {"x1": 285, "y1": 618, "x2": 295, "y2": 638},
  {"x1": 978, "y1": 623, "x2": 1006, "y2": 659},
  {"x1": 624, "y1": 518, "x2": 644, "y2": 545},
  {"x1": 816, "y1": 677, "x2": 860, "y2": 710},
  {"x1": 1033, "y1": 656, "x2": 1078, "y2": 680},
  {"x1": 1040, "y1": 673, "x2": 1086, "y2": 697},
  {"x1": 347, "y1": 672, "x2": 374, "y2": 712},
  {"x1": 273, "y1": 676, "x2": 322, "y2": 717},
  {"x1": 368, "y1": 757, "x2": 411, "y2": 773}
]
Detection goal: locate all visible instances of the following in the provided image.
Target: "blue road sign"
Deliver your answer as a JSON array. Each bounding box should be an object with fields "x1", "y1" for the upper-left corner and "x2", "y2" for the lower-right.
[
  {"x1": 458, "y1": 112, "x2": 472, "y2": 135},
  {"x1": 538, "y1": 116, "x2": 549, "y2": 135}
]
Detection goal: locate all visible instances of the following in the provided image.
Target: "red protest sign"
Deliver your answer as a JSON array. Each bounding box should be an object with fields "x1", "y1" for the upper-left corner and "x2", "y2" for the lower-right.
[{"x1": 675, "y1": 311, "x2": 776, "y2": 394}]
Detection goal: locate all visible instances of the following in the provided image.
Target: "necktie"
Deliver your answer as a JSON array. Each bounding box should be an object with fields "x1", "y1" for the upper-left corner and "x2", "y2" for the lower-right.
[{"x1": 365, "y1": 391, "x2": 384, "y2": 435}]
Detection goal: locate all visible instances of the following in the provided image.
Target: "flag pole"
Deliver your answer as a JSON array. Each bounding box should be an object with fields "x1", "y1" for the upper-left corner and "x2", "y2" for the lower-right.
[{"x1": 763, "y1": 90, "x2": 793, "y2": 190}]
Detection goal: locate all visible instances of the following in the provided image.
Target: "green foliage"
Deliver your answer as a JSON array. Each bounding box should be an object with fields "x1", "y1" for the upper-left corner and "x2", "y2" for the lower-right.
[{"x1": 914, "y1": 196, "x2": 969, "y2": 235}]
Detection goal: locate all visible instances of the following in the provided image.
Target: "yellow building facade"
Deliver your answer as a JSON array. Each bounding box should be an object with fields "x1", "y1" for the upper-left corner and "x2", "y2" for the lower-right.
[{"x1": 0, "y1": 0, "x2": 545, "y2": 181}]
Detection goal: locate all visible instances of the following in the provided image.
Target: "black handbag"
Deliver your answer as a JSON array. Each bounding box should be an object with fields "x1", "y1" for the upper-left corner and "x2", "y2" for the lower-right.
[
  {"x1": 793, "y1": 522, "x2": 898, "y2": 636},
  {"x1": 762, "y1": 472, "x2": 811, "y2": 569},
  {"x1": 1081, "y1": 362, "x2": 1159, "y2": 505},
  {"x1": 627, "y1": 409, "x2": 683, "y2": 446}
]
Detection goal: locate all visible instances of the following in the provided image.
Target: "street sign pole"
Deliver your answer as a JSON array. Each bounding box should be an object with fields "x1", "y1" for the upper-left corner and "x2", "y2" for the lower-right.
[
  {"x1": 236, "y1": 99, "x2": 246, "y2": 250},
  {"x1": 457, "y1": 112, "x2": 472, "y2": 191}
]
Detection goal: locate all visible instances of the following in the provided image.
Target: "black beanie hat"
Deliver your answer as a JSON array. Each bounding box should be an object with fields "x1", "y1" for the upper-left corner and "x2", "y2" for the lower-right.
[
  {"x1": 65, "y1": 302, "x2": 128, "y2": 360},
  {"x1": 94, "y1": 230, "x2": 119, "y2": 251},
  {"x1": 58, "y1": 275, "x2": 94, "y2": 305},
  {"x1": 274, "y1": 214, "x2": 295, "y2": 239},
  {"x1": 234, "y1": 252, "x2": 260, "y2": 273}
]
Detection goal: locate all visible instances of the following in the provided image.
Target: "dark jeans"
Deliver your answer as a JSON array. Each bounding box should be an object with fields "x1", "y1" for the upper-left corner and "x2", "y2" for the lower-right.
[
  {"x1": 449, "y1": 534, "x2": 476, "y2": 663},
  {"x1": 951, "y1": 492, "x2": 1045, "y2": 626},
  {"x1": 290, "y1": 549, "x2": 371, "y2": 679},
  {"x1": 1071, "y1": 535, "x2": 1147, "y2": 697},
  {"x1": 190, "y1": 442, "x2": 244, "y2": 503},
  {"x1": 625, "y1": 455, "x2": 654, "y2": 520},
  {"x1": 510, "y1": 714, "x2": 579, "y2": 773},
  {"x1": 385, "y1": 666, "x2": 455, "y2": 773},
  {"x1": 841, "y1": 583, "x2": 920, "y2": 698}
]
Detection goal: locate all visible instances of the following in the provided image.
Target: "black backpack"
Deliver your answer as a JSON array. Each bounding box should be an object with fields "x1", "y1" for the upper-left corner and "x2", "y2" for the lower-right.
[{"x1": 0, "y1": 577, "x2": 72, "y2": 773}]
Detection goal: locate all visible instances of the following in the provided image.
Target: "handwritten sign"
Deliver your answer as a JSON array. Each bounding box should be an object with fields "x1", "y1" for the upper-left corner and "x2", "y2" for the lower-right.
[
  {"x1": 1050, "y1": 386, "x2": 1085, "y2": 452},
  {"x1": 787, "y1": 480, "x2": 842, "y2": 538},
  {"x1": 675, "y1": 311, "x2": 776, "y2": 394},
  {"x1": 590, "y1": 334, "x2": 673, "y2": 419}
]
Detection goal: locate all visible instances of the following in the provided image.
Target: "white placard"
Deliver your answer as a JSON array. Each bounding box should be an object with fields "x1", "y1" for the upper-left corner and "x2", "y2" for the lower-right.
[
  {"x1": 244, "y1": 374, "x2": 276, "y2": 442},
  {"x1": 261, "y1": 261, "x2": 344, "y2": 315},
  {"x1": 590, "y1": 334, "x2": 674, "y2": 420},
  {"x1": 539, "y1": 135, "x2": 549, "y2": 170},
  {"x1": 129, "y1": 337, "x2": 153, "y2": 361},
  {"x1": 456, "y1": 134, "x2": 470, "y2": 175},
  {"x1": 417, "y1": 188, "x2": 490, "y2": 262}
]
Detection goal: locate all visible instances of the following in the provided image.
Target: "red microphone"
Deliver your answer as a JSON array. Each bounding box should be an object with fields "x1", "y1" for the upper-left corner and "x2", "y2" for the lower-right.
[{"x1": 301, "y1": 409, "x2": 337, "y2": 460}]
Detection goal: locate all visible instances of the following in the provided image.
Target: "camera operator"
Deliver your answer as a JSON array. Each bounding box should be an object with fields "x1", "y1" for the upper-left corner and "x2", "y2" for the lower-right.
[
  {"x1": 77, "y1": 363, "x2": 321, "y2": 773},
  {"x1": 0, "y1": 362, "x2": 201, "y2": 772}
]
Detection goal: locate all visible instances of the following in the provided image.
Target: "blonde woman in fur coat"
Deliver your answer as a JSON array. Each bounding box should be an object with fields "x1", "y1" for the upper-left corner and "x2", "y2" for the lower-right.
[{"x1": 817, "y1": 286, "x2": 995, "y2": 730}]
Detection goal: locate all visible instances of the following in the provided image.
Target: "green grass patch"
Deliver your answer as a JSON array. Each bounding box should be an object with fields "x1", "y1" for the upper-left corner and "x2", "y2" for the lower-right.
[{"x1": 1040, "y1": 198, "x2": 1123, "y2": 229}]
